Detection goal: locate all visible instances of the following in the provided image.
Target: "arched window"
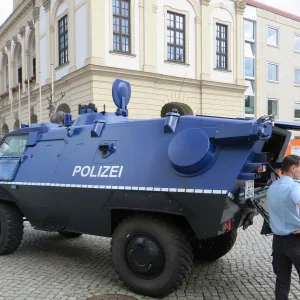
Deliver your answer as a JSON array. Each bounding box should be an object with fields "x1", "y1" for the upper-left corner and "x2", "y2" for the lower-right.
[
  {"x1": 1, "y1": 54, "x2": 9, "y2": 92},
  {"x1": 28, "y1": 29, "x2": 36, "y2": 77},
  {"x1": 31, "y1": 114, "x2": 38, "y2": 124},
  {"x1": 13, "y1": 43, "x2": 22, "y2": 85},
  {"x1": 13, "y1": 120, "x2": 20, "y2": 130},
  {"x1": 2, "y1": 124, "x2": 9, "y2": 135},
  {"x1": 161, "y1": 102, "x2": 193, "y2": 118},
  {"x1": 57, "y1": 103, "x2": 70, "y2": 113}
]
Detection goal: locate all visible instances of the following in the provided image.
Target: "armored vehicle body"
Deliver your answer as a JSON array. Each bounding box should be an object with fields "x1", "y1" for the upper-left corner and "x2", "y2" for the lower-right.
[{"x1": 0, "y1": 79, "x2": 296, "y2": 297}]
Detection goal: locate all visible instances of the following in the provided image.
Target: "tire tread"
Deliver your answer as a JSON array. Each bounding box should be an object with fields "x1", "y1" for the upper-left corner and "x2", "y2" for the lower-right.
[
  {"x1": 111, "y1": 213, "x2": 194, "y2": 298},
  {"x1": 0, "y1": 202, "x2": 24, "y2": 255}
]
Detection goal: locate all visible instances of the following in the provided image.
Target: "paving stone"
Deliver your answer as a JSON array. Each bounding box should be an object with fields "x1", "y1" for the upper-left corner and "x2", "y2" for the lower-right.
[{"x1": 0, "y1": 217, "x2": 300, "y2": 299}]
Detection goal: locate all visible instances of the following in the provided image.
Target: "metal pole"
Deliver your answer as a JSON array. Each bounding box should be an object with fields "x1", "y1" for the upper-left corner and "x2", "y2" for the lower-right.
[
  {"x1": 28, "y1": 79, "x2": 31, "y2": 125},
  {"x1": 10, "y1": 88, "x2": 13, "y2": 131},
  {"x1": 51, "y1": 64, "x2": 54, "y2": 102},
  {"x1": 39, "y1": 71, "x2": 42, "y2": 122},
  {"x1": 18, "y1": 83, "x2": 21, "y2": 128}
]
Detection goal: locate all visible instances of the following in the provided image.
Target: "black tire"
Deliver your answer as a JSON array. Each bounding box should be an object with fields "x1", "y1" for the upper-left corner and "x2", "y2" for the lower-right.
[
  {"x1": 58, "y1": 231, "x2": 82, "y2": 238},
  {"x1": 111, "y1": 214, "x2": 194, "y2": 298},
  {"x1": 0, "y1": 202, "x2": 24, "y2": 255},
  {"x1": 193, "y1": 229, "x2": 237, "y2": 261}
]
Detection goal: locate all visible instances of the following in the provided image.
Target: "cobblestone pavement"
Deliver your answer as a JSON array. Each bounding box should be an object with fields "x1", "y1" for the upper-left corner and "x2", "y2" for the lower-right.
[{"x1": 0, "y1": 216, "x2": 300, "y2": 300}]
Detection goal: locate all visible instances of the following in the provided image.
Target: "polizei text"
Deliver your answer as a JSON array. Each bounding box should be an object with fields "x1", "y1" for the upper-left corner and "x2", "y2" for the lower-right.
[{"x1": 72, "y1": 165, "x2": 123, "y2": 178}]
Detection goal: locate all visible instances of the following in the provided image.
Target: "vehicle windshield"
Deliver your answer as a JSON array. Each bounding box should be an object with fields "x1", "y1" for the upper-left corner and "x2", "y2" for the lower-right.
[{"x1": 0, "y1": 134, "x2": 28, "y2": 157}]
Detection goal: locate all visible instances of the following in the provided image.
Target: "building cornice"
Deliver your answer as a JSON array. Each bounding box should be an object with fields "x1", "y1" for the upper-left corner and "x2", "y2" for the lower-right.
[
  {"x1": 0, "y1": 0, "x2": 32, "y2": 39},
  {"x1": 201, "y1": 80, "x2": 247, "y2": 93},
  {"x1": 16, "y1": 65, "x2": 247, "y2": 97}
]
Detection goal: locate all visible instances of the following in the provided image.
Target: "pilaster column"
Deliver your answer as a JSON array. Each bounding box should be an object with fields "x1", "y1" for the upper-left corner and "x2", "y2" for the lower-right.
[
  {"x1": 195, "y1": 16, "x2": 201, "y2": 80},
  {"x1": 68, "y1": 0, "x2": 76, "y2": 73},
  {"x1": 0, "y1": 50, "x2": 4, "y2": 93},
  {"x1": 85, "y1": 0, "x2": 105, "y2": 66},
  {"x1": 142, "y1": 1, "x2": 157, "y2": 73},
  {"x1": 33, "y1": 7, "x2": 41, "y2": 84},
  {"x1": 139, "y1": 0, "x2": 145, "y2": 71},
  {"x1": 0, "y1": 71, "x2": 3, "y2": 94},
  {"x1": 200, "y1": 0, "x2": 211, "y2": 81},
  {"x1": 236, "y1": 0, "x2": 247, "y2": 86},
  {"x1": 43, "y1": 0, "x2": 51, "y2": 83},
  {"x1": 5, "y1": 40, "x2": 13, "y2": 90}
]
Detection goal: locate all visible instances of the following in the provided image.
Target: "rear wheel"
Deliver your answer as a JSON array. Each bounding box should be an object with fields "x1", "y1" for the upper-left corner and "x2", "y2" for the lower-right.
[
  {"x1": 111, "y1": 214, "x2": 194, "y2": 298},
  {"x1": 58, "y1": 231, "x2": 82, "y2": 238},
  {"x1": 193, "y1": 229, "x2": 237, "y2": 261},
  {"x1": 0, "y1": 202, "x2": 24, "y2": 255}
]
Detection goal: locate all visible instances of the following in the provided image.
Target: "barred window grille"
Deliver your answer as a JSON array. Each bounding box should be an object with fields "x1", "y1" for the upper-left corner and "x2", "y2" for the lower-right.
[
  {"x1": 167, "y1": 12, "x2": 185, "y2": 63},
  {"x1": 58, "y1": 15, "x2": 68, "y2": 65},
  {"x1": 216, "y1": 23, "x2": 228, "y2": 69},
  {"x1": 113, "y1": 0, "x2": 130, "y2": 53}
]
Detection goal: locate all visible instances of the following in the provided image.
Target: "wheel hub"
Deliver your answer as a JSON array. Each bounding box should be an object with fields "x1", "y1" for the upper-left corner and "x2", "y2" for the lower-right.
[{"x1": 126, "y1": 235, "x2": 164, "y2": 279}]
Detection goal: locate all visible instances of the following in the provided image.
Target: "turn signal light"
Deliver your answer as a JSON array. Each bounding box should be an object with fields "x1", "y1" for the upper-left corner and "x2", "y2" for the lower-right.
[
  {"x1": 257, "y1": 165, "x2": 267, "y2": 173},
  {"x1": 220, "y1": 220, "x2": 232, "y2": 232}
]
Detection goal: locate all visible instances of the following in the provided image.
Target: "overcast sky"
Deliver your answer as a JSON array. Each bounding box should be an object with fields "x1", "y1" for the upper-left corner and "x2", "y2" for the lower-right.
[
  {"x1": 0, "y1": 0, "x2": 300, "y2": 27},
  {"x1": 0, "y1": 0, "x2": 13, "y2": 27}
]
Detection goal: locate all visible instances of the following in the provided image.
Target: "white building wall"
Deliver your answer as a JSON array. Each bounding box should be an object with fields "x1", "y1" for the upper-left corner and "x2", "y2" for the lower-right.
[
  {"x1": 156, "y1": 0, "x2": 196, "y2": 79},
  {"x1": 75, "y1": 3, "x2": 87, "y2": 69},
  {"x1": 244, "y1": 5, "x2": 257, "y2": 21},
  {"x1": 105, "y1": 0, "x2": 140, "y2": 70},
  {"x1": 57, "y1": 2, "x2": 68, "y2": 17},
  {"x1": 51, "y1": 0, "x2": 56, "y2": 16}
]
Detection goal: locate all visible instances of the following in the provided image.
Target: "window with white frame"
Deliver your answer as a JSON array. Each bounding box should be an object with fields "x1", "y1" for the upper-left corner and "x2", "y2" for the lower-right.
[
  {"x1": 245, "y1": 43, "x2": 255, "y2": 78},
  {"x1": 268, "y1": 63, "x2": 278, "y2": 82},
  {"x1": 295, "y1": 103, "x2": 300, "y2": 119},
  {"x1": 113, "y1": 0, "x2": 131, "y2": 53},
  {"x1": 216, "y1": 23, "x2": 228, "y2": 70},
  {"x1": 295, "y1": 69, "x2": 300, "y2": 85},
  {"x1": 244, "y1": 20, "x2": 254, "y2": 41},
  {"x1": 167, "y1": 11, "x2": 185, "y2": 63},
  {"x1": 295, "y1": 35, "x2": 300, "y2": 52},
  {"x1": 58, "y1": 15, "x2": 68, "y2": 65},
  {"x1": 244, "y1": 80, "x2": 255, "y2": 115},
  {"x1": 268, "y1": 99, "x2": 278, "y2": 117},
  {"x1": 267, "y1": 26, "x2": 278, "y2": 47}
]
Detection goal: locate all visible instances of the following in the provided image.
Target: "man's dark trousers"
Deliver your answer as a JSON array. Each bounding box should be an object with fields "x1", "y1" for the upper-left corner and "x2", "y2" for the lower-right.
[{"x1": 272, "y1": 234, "x2": 300, "y2": 299}]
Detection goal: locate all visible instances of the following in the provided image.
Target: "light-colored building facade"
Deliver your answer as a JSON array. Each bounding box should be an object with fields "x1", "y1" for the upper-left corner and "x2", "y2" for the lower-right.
[
  {"x1": 243, "y1": 0, "x2": 300, "y2": 128},
  {"x1": 0, "y1": 0, "x2": 247, "y2": 135}
]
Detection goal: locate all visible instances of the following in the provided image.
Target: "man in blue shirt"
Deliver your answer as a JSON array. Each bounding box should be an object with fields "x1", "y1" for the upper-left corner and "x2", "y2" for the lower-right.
[{"x1": 267, "y1": 154, "x2": 300, "y2": 300}]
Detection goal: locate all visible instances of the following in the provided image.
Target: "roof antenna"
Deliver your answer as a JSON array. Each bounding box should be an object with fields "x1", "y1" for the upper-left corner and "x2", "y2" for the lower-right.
[{"x1": 177, "y1": 72, "x2": 187, "y2": 103}]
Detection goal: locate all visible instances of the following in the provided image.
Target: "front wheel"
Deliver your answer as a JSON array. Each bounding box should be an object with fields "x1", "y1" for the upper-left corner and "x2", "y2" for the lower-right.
[
  {"x1": 193, "y1": 229, "x2": 237, "y2": 261},
  {"x1": 111, "y1": 214, "x2": 194, "y2": 298},
  {"x1": 0, "y1": 202, "x2": 24, "y2": 255}
]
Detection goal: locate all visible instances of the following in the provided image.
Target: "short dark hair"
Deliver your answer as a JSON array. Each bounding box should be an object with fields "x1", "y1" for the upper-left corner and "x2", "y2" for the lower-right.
[{"x1": 281, "y1": 155, "x2": 300, "y2": 173}]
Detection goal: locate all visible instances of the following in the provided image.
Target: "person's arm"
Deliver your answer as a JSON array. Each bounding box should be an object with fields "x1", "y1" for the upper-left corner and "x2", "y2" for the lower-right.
[
  {"x1": 291, "y1": 184, "x2": 300, "y2": 208},
  {"x1": 291, "y1": 184, "x2": 300, "y2": 234}
]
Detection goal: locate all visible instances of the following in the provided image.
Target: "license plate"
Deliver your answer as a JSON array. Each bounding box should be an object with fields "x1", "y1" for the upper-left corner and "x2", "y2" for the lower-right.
[{"x1": 245, "y1": 180, "x2": 254, "y2": 198}]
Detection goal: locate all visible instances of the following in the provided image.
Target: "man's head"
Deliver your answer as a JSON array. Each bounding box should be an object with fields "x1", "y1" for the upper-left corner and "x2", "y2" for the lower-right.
[{"x1": 281, "y1": 155, "x2": 300, "y2": 180}]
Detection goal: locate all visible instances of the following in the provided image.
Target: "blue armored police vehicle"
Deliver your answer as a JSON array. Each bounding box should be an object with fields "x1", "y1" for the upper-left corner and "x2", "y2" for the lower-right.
[{"x1": 0, "y1": 78, "x2": 295, "y2": 297}]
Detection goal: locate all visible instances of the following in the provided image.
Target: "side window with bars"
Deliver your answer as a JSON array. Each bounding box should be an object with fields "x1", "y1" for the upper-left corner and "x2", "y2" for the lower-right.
[
  {"x1": 216, "y1": 23, "x2": 228, "y2": 70},
  {"x1": 113, "y1": 0, "x2": 130, "y2": 53},
  {"x1": 58, "y1": 15, "x2": 68, "y2": 66},
  {"x1": 167, "y1": 11, "x2": 185, "y2": 63}
]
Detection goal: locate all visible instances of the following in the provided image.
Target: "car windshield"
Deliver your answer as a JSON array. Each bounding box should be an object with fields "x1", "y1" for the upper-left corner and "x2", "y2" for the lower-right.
[{"x1": 0, "y1": 135, "x2": 28, "y2": 157}]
